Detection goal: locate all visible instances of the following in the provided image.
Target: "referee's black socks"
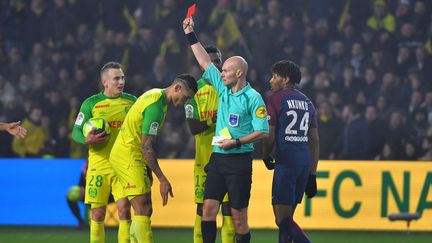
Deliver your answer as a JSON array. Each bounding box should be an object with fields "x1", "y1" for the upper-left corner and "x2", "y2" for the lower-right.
[
  {"x1": 235, "y1": 232, "x2": 251, "y2": 243},
  {"x1": 201, "y1": 220, "x2": 216, "y2": 243}
]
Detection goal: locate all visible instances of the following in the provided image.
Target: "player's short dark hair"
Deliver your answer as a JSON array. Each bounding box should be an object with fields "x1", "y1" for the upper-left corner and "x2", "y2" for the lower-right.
[
  {"x1": 100, "y1": 61, "x2": 122, "y2": 75},
  {"x1": 204, "y1": 45, "x2": 221, "y2": 55},
  {"x1": 271, "y1": 60, "x2": 301, "y2": 84},
  {"x1": 175, "y1": 73, "x2": 198, "y2": 94}
]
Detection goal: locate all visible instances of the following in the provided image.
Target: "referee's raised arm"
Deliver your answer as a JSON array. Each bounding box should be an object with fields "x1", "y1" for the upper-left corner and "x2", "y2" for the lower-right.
[{"x1": 183, "y1": 17, "x2": 212, "y2": 71}]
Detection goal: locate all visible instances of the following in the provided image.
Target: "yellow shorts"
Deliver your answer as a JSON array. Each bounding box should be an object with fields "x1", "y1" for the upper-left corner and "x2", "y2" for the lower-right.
[
  {"x1": 194, "y1": 168, "x2": 228, "y2": 204},
  {"x1": 84, "y1": 171, "x2": 125, "y2": 206},
  {"x1": 112, "y1": 161, "x2": 152, "y2": 198}
]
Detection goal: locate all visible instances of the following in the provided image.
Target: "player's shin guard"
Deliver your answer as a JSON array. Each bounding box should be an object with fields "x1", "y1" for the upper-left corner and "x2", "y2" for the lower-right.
[
  {"x1": 90, "y1": 220, "x2": 105, "y2": 243},
  {"x1": 201, "y1": 220, "x2": 217, "y2": 243},
  {"x1": 132, "y1": 215, "x2": 153, "y2": 243},
  {"x1": 118, "y1": 219, "x2": 131, "y2": 243},
  {"x1": 194, "y1": 215, "x2": 203, "y2": 243},
  {"x1": 221, "y1": 216, "x2": 235, "y2": 243},
  {"x1": 235, "y1": 232, "x2": 251, "y2": 243},
  {"x1": 279, "y1": 218, "x2": 311, "y2": 243}
]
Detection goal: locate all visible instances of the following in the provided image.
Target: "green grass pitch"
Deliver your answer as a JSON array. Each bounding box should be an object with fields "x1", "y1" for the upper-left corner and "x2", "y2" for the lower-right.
[{"x1": 0, "y1": 226, "x2": 430, "y2": 243}]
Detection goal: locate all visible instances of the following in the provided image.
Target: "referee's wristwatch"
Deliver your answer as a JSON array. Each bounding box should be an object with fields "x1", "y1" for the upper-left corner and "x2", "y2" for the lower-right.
[{"x1": 235, "y1": 138, "x2": 241, "y2": 148}]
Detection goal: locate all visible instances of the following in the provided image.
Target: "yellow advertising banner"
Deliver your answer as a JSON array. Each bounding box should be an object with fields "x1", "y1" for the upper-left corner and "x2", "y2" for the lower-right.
[{"x1": 106, "y1": 160, "x2": 432, "y2": 231}]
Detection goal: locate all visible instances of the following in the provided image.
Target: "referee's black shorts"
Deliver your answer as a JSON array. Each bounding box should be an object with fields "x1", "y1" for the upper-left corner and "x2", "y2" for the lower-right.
[{"x1": 203, "y1": 152, "x2": 252, "y2": 209}]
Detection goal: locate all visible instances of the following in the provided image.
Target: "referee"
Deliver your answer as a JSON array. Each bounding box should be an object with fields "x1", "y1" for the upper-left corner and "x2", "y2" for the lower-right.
[{"x1": 183, "y1": 17, "x2": 269, "y2": 243}]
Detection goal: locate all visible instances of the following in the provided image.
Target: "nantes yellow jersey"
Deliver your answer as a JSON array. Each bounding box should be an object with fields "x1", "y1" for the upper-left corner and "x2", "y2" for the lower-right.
[
  {"x1": 72, "y1": 92, "x2": 137, "y2": 174},
  {"x1": 110, "y1": 88, "x2": 167, "y2": 168},
  {"x1": 184, "y1": 78, "x2": 219, "y2": 169}
]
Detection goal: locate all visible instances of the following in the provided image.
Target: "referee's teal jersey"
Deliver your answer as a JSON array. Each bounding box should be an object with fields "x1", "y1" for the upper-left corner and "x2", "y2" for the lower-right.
[{"x1": 203, "y1": 63, "x2": 269, "y2": 154}]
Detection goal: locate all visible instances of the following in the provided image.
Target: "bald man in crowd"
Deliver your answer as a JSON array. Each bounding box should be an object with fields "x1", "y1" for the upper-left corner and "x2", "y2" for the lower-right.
[{"x1": 182, "y1": 17, "x2": 269, "y2": 243}]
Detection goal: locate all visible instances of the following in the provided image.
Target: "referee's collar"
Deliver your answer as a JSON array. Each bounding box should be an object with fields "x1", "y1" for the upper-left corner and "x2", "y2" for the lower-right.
[{"x1": 229, "y1": 82, "x2": 251, "y2": 96}]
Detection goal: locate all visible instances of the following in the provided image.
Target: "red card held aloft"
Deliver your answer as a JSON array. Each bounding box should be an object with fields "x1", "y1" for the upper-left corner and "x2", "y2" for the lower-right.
[{"x1": 187, "y1": 3, "x2": 196, "y2": 17}]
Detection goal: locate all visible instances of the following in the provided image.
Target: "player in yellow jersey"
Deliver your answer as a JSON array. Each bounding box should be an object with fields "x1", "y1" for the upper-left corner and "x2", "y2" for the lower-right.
[
  {"x1": 110, "y1": 73, "x2": 198, "y2": 243},
  {"x1": 72, "y1": 62, "x2": 137, "y2": 243},
  {"x1": 184, "y1": 46, "x2": 234, "y2": 243}
]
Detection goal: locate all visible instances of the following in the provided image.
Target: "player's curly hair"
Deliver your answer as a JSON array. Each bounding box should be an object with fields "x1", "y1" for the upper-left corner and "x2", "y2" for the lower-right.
[
  {"x1": 271, "y1": 60, "x2": 301, "y2": 84},
  {"x1": 175, "y1": 73, "x2": 198, "y2": 94}
]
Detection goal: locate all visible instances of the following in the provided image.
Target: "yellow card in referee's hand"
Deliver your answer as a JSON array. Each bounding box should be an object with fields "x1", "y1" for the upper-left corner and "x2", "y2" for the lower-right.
[{"x1": 219, "y1": 127, "x2": 232, "y2": 139}]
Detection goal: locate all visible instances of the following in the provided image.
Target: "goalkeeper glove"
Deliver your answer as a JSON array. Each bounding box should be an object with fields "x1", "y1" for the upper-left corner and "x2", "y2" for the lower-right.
[
  {"x1": 262, "y1": 156, "x2": 275, "y2": 170},
  {"x1": 305, "y1": 174, "x2": 317, "y2": 198}
]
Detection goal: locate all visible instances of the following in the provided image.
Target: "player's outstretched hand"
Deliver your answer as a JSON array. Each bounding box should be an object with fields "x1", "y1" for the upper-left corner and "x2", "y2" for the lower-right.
[
  {"x1": 6, "y1": 121, "x2": 27, "y2": 139},
  {"x1": 160, "y1": 179, "x2": 174, "y2": 206},
  {"x1": 183, "y1": 17, "x2": 194, "y2": 34},
  {"x1": 305, "y1": 174, "x2": 317, "y2": 198},
  {"x1": 262, "y1": 156, "x2": 275, "y2": 170},
  {"x1": 85, "y1": 129, "x2": 109, "y2": 144}
]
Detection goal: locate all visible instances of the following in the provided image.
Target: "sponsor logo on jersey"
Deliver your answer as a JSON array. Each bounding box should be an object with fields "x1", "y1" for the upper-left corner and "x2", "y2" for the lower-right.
[
  {"x1": 124, "y1": 183, "x2": 137, "y2": 189},
  {"x1": 95, "y1": 104, "x2": 110, "y2": 108},
  {"x1": 149, "y1": 122, "x2": 159, "y2": 135},
  {"x1": 185, "y1": 104, "x2": 194, "y2": 119},
  {"x1": 255, "y1": 106, "x2": 268, "y2": 118},
  {"x1": 108, "y1": 120, "x2": 123, "y2": 128},
  {"x1": 200, "y1": 109, "x2": 217, "y2": 119},
  {"x1": 285, "y1": 136, "x2": 308, "y2": 142},
  {"x1": 197, "y1": 91, "x2": 210, "y2": 97},
  {"x1": 229, "y1": 114, "x2": 239, "y2": 127},
  {"x1": 75, "y1": 112, "x2": 84, "y2": 125}
]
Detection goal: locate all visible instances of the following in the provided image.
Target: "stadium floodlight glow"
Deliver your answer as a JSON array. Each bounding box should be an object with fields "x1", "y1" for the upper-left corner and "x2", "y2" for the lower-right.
[{"x1": 388, "y1": 212, "x2": 421, "y2": 233}]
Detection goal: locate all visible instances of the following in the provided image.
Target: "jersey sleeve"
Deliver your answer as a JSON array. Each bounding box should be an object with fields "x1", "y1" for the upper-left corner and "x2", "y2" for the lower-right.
[
  {"x1": 266, "y1": 95, "x2": 278, "y2": 127},
  {"x1": 72, "y1": 99, "x2": 93, "y2": 144},
  {"x1": 202, "y1": 64, "x2": 225, "y2": 96},
  {"x1": 250, "y1": 93, "x2": 269, "y2": 134},
  {"x1": 309, "y1": 102, "x2": 317, "y2": 128},
  {"x1": 142, "y1": 101, "x2": 165, "y2": 137},
  {"x1": 184, "y1": 98, "x2": 199, "y2": 120}
]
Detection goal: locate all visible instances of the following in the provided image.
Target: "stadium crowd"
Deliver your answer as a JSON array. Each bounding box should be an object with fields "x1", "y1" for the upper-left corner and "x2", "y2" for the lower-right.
[{"x1": 0, "y1": 0, "x2": 431, "y2": 161}]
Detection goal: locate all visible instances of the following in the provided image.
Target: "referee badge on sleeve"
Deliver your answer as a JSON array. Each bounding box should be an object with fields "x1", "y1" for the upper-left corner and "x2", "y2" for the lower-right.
[
  {"x1": 149, "y1": 122, "x2": 159, "y2": 135},
  {"x1": 229, "y1": 114, "x2": 239, "y2": 127},
  {"x1": 75, "y1": 112, "x2": 84, "y2": 125},
  {"x1": 185, "y1": 104, "x2": 194, "y2": 119},
  {"x1": 255, "y1": 106, "x2": 267, "y2": 118}
]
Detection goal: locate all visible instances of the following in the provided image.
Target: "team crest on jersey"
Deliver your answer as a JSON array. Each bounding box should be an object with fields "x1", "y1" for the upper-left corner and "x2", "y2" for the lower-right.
[
  {"x1": 255, "y1": 106, "x2": 267, "y2": 118},
  {"x1": 149, "y1": 122, "x2": 159, "y2": 135},
  {"x1": 185, "y1": 104, "x2": 194, "y2": 119},
  {"x1": 75, "y1": 112, "x2": 84, "y2": 125},
  {"x1": 229, "y1": 114, "x2": 239, "y2": 127}
]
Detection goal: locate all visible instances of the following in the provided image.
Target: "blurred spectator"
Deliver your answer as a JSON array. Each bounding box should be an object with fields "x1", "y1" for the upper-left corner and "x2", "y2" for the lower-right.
[
  {"x1": 12, "y1": 106, "x2": 49, "y2": 157},
  {"x1": 317, "y1": 101, "x2": 341, "y2": 159},
  {"x1": 364, "y1": 105, "x2": 387, "y2": 159},
  {"x1": 333, "y1": 104, "x2": 370, "y2": 160},
  {"x1": 367, "y1": 0, "x2": 395, "y2": 33}
]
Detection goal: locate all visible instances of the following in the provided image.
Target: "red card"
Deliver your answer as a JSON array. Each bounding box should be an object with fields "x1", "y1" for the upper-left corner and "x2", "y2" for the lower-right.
[{"x1": 187, "y1": 4, "x2": 196, "y2": 17}]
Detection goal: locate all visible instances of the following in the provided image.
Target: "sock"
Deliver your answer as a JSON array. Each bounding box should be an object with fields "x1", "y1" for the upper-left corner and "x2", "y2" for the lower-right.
[
  {"x1": 67, "y1": 198, "x2": 84, "y2": 225},
  {"x1": 132, "y1": 215, "x2": 153, "y2": 243},
  {"x1": 118, "y1": 219, "x2": 131, "y2": 243},
  {"x1": 90, "y1": 220, "x2": 105, "y2": 243},
  {"x1": 194, "y1": 215, "x2": 203, "y2": 243},
  {"x1": 201, "y1": 220, "x2": 217, "y2": 243},
  {"x1": 279, "y1": 218, "x2": 311, "y2": 243},
  {"x1": 289, "y1": 219, "x2": 311, "y2": 243},
  {"x1": 221, "y1": 216, "x2": 235, "y2": 243},
  {"x1": 235, "y1": 232, "x2": 251, "y2": 243}
]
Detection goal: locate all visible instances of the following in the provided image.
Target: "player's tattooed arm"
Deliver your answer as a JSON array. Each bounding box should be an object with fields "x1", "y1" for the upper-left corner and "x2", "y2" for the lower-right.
[{"x1": 141, "y1": 134, "x2": 173, "y2": 206}]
